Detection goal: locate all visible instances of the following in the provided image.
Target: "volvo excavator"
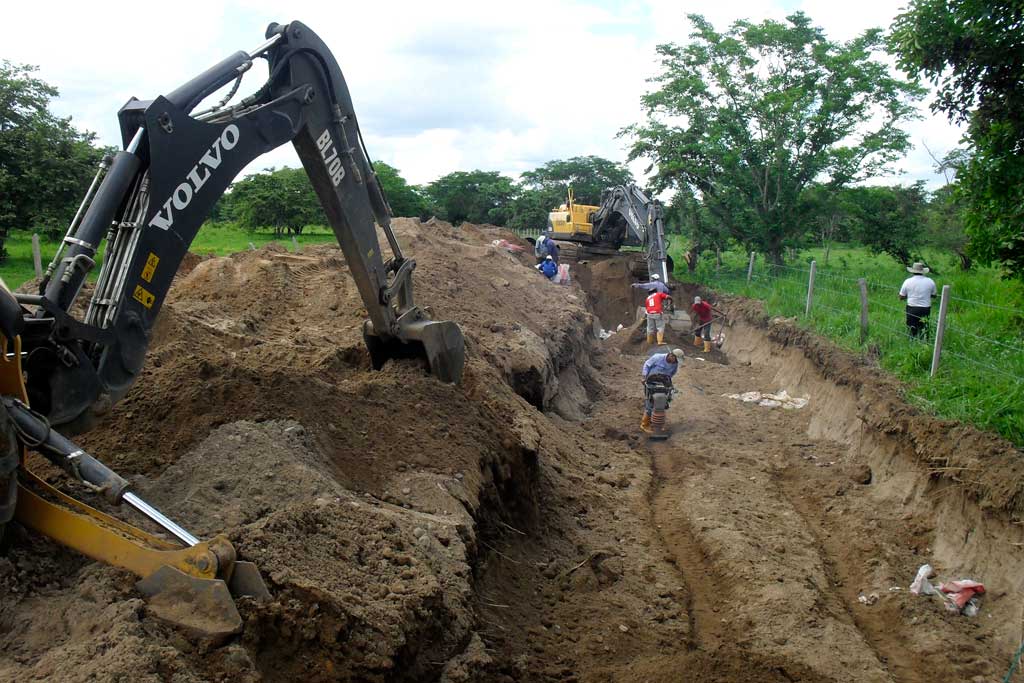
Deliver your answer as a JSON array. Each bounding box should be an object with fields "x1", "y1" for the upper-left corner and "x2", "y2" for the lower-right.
[
  {"x1": 0, "y1": 21, "x2": 465, "y2": 634},
  {"x1": 546, "y1": 184, "x2": 672, "y2": 281}
]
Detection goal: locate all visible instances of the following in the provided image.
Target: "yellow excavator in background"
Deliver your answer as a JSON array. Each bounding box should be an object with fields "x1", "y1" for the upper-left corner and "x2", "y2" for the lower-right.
[
  {"x1": 0, "y1": 20, "x2": 465, "y2": 636},
  {"x1": 546, "y1": 184, "x2": 672, "y2": 280}
]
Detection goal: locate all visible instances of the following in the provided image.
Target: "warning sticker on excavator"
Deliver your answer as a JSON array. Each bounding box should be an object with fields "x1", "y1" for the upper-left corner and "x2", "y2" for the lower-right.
[
  {"x1": 133, "y1": 284, "x2": 155, "y2": 309},
  {"x1": 141, "y1": 253, "x2": 159, "y2": 282}
]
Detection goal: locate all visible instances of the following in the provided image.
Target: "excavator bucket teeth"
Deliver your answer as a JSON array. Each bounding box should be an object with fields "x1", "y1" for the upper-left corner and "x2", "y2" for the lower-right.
[
  {"x1": 228, "y1": 561, "x2": 272, "y2": 601},
  {"x1": 365, "y1": 319, "x2": 465, "y2": 384},
  {"x1": 136, "y1": 566, "x2": 242, "y2": 642}
]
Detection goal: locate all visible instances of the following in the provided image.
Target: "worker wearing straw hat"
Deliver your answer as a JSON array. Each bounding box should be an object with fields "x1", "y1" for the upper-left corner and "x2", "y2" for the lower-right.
[{"x1": 899, "y1": 262, "x2": 937, "y2": 339}]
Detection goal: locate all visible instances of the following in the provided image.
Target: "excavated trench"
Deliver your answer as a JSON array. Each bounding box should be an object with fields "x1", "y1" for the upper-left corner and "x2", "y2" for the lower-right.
[
  {"x1": 1, "y1": 221, "x2": 1022, "y2": 682},
  {"x1": 466, "y1": 267, "x2": 1024, "y2": 682}
]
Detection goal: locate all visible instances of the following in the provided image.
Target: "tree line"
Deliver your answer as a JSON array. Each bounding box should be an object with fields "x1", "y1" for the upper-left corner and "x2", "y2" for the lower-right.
[
  {"x1": 209, "y1": 155, "x2": 633, "y2": 237},
  {"x1": 2, "y1": 4, "x2": 1023, "y2": 279}
]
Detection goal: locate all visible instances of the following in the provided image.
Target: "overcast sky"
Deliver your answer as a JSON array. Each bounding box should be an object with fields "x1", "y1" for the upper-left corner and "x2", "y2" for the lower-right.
[{"x1": 6, "y1": 0, "x2": 961, "y2": 189}]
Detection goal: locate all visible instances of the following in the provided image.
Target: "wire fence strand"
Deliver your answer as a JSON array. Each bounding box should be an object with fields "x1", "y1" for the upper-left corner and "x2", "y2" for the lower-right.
[{"x1": 704, "y1": 253, "x2": 1024, "y2": 388}]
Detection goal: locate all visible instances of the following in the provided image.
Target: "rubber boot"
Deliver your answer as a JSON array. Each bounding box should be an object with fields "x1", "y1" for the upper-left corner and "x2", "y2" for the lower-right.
[
  {"x1": 693, "y1": 335, "x2": 702, "y2": 347},
  {"x1": 646, "y1": 333, "x2": 655, "y2": 344},
  {"x1": 640, "y1": 414, "x2": 652, "y2": 433},
  {"x1": 657, "y1": 331, "x2": 665, "y2": 344},
  {"x1": 703, "y1": 340, "x2": 712, "y2": 353}
]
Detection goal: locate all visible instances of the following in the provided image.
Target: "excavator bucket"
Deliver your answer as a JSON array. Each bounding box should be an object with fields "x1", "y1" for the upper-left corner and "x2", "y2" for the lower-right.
[
  {"x1": 136, "y1": 566, "x2": 243, "y2": 642},
  {"x1": 364, "y1": 319, "x2": 465, "y2": 384}
]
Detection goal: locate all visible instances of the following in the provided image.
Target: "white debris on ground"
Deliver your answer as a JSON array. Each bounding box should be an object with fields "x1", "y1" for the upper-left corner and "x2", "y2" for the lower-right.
[
  {"x1": 723, "y1": 389, "x2": 809, "y2": 409},
  {"x1": 596, "y1": 324, "x2": 626, "y2": 341}
]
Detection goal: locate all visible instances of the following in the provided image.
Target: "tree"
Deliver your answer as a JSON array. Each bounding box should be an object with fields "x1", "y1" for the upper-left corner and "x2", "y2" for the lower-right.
[
  {"x1": 425, "y1": 170, "x2": 517, "y2": 225},
  {"x1": 799, "y1": 184, "x2": 855, "y2": 265},
  {"x1": 890, "y1": 1, "x2": 1024, "y2": 277},
  {"x1": 665, "y1": 188, "x2": 730, "y2": 273},
  {"x1": 0, "y1": 61, "x2": 109, "y2": 260},
  {"x1": 519, "y1": 156, "x2": 634, "y2": 206},
  {"x1": 373, "y1": 162, "x2": 428, "y2": 218},
  {"x1": 506, "y1": 187, "x2": 563, "y2": 233},
  {"x1": 847, "y1": 183, "x2": 928, "y2": 265},
  {"x1": 224, "y1": 167, "x2": 325, "y2": 236},
  {"x1": 625, "y1": 13, "x2": 923, "y2": 264},
  {"x1": 924, "y1": 184, "x2": 971, "y2": 271}
]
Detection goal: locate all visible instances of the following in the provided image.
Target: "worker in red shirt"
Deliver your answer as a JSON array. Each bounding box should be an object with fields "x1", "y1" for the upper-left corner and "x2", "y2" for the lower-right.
[
  {"x1": 645, "y1": 290, "x2": 673, "y2": 345},
  {"x1": 690, "y1": 296, "x2": 723, "y2": 353}
]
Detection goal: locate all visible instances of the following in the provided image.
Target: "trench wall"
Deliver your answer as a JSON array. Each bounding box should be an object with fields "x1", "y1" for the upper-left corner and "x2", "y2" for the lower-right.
[{"x1": 724, "y1": 310, "x2": 1024, "y2": 648}]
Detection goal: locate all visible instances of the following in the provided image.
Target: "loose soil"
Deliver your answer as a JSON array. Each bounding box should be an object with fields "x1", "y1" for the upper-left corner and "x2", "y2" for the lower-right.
[{"x1": 1, "y1": 219, "x2": 1021, "y2": 682}]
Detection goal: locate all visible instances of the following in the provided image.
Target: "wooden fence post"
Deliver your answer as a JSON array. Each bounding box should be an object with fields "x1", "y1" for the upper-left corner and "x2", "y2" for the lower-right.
[
  {"x1": 858, "y1": 278, "x2": 869, "y2": 343},
  {"x1": 746, "y1": 251, "x2": 756, "y2": 284},
  {"x1": 31, "y1": 234, "x2": 43, "y2": 278},
  {"x1": 805, "y1": 260, "x2": 817, "y2": 317},
  {"x1": 930, "y1": 285, "x2": 951, "y2": 377}
]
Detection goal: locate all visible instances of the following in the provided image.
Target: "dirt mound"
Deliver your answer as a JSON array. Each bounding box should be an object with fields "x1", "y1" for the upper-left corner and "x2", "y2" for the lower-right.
[{"x1": 2, "y1": 218, "x2": 593, "y2": 681}]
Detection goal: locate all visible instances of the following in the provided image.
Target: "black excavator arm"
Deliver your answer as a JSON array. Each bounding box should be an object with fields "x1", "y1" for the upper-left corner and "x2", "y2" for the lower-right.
[
  {"x1": 589, "y1": 184, "x2": 671, "y2": 282},
  {"x1": 0, "y1": 21, "x2": 467, "y2": 623},
  {"x1": 9, "y1": 21, "x2": 465, "y2": 435}
]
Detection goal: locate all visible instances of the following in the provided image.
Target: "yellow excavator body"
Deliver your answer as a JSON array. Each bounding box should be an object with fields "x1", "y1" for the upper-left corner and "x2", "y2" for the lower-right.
[{"x1": 547, "y1": 188, "x2": 600, "y2": 242}]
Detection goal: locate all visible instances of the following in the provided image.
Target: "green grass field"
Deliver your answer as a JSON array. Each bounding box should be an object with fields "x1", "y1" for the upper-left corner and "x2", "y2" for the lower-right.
[
  {"x1": 672, "y1": 244, "x2": 1024, "y2": 446},
  {"x1": 0, "y1": 223, "x2": 339, "y2": 289}
]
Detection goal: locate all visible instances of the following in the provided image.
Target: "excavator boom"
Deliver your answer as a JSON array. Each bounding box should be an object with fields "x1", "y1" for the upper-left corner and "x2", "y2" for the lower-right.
[
  {"x1": 0, "y1": 21, "x2": 466, "y2": 633},
  {"x1": 16, "y1": 20, "x2": 464, "y2": 435}
]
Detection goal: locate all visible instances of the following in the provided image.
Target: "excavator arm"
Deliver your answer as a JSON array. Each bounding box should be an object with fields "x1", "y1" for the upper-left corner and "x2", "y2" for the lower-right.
[
  {"x1": 589, "y1": 184, "x2": 670, "y2": 282},
  {"x1": 0, "y1": 21, "x2": 465, "y2": 632},
  {"x1": 15, "y1": 20, "x2": 463, "y2": 435}
]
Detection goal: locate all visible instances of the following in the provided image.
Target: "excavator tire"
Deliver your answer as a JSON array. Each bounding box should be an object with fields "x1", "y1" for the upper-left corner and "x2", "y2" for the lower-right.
[{"x1": 0, "y1": 406, "x2": 18, "y2": 550}]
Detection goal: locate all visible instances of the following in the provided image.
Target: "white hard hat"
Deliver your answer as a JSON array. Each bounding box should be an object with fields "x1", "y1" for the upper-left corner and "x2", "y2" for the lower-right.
[
  {"x1": 694, "y1": 296, "x2": 702, "y2": 304},
  {"x1": 651, "y1": 274, "x2": 660, "y2": 280},
  {"x1": 671, "y1": 348, "x2": 684, "y2": 360},
  {"x1": 546, "y1": 255, "x2": 553, "y2": 260}
]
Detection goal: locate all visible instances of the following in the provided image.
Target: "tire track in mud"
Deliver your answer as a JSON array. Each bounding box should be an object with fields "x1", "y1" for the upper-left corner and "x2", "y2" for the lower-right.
[
  {"x1": 773, "y1": 467, "x2": 925, "y2": 683},
  {"x1": 646, "y1": 451, "x2": 728, "y2": 654},
  {"x1": 625, "y1": 346, "x2": 894, "y2": 682}
]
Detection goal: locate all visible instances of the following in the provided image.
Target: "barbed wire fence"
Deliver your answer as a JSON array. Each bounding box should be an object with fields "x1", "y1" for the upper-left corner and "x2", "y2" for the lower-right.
[{"x1": 706, "y1": 252, "x2": 1024, "y2": 393}]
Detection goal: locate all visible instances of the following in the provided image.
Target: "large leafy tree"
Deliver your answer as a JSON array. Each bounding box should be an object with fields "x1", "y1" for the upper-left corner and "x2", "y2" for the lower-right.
[
  {"x1": 0, "y1": 61, "x2": 109, "y2": 260},
  {"x1": 665, "y1": 188, "x2": 730, "y2": 273},
  {"x1": 223, "y1": 167, "x2": 325, "y2": 236},
  {"x1": 425, "y1": 170, "x2": 517, "y2": 225},
  {"x1": 625, "y1": 13, "x2": 923, "y2": 264},
  {"x1": 519, "y1": 155, "x2": 634, "y2": 206},
  {"x1": 889, "y1": 0, "x2": 1024, "y2": 278},
  {"x1": 799, "y1": 184, "x2": 855, "y2": 265},
  {"x1": 923, "y1": 183, "x2": 971, "y2": 271},
  {"x1": 847, "y1": 183, "x2": 928, "y2": 265},
  {"x1": 373, "y1": 162, "x2": 428, "y2": 218}
]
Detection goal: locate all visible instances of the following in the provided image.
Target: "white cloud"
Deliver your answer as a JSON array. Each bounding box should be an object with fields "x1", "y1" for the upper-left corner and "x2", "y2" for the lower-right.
[{"x1": 4, "y1": 0, "x2": 960, "y2": 190}]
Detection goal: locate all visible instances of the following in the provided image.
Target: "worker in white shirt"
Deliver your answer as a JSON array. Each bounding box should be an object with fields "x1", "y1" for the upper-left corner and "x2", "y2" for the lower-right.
[{"x1": 899, "y1": 262, "x2": 938, "y2": 339}]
